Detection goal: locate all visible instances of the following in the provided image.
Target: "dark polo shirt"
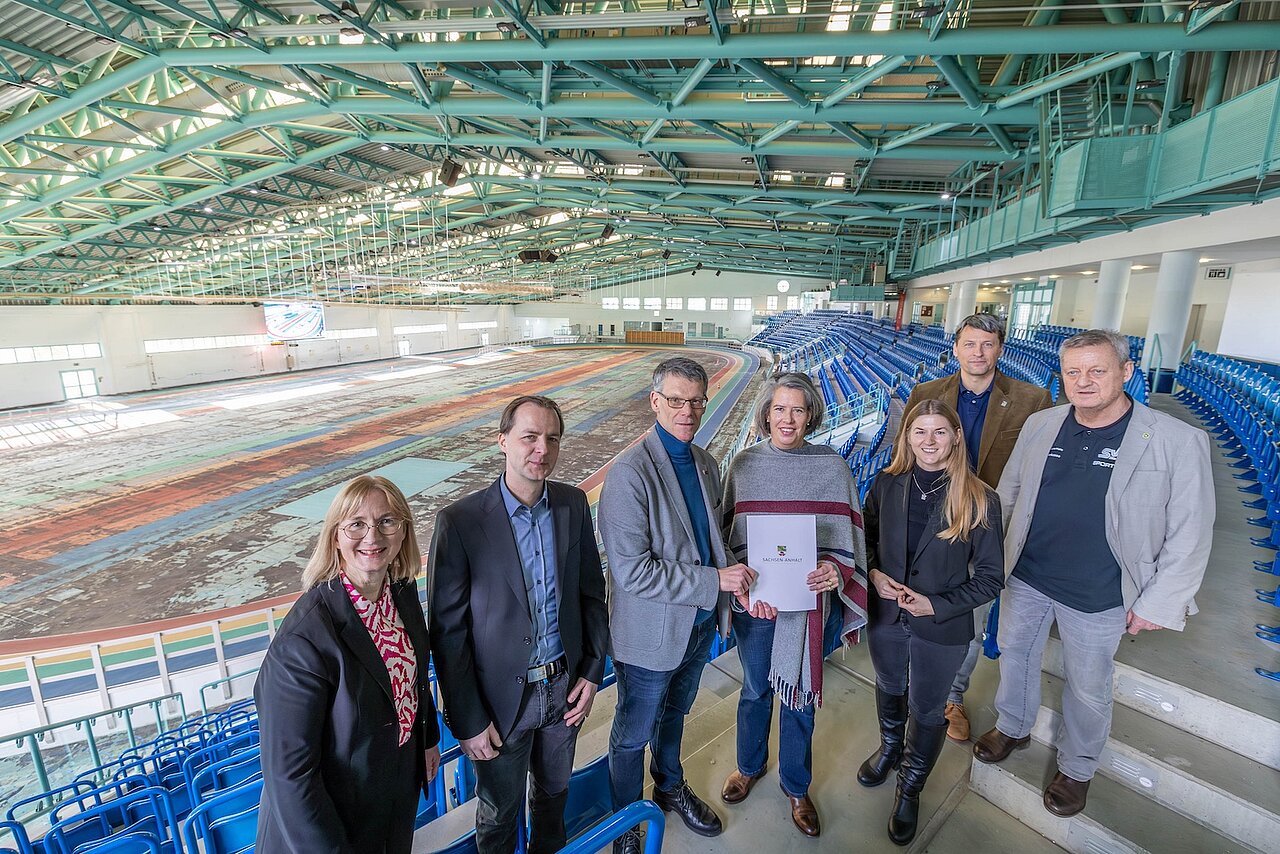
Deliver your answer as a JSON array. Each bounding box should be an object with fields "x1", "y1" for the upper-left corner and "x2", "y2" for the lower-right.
[
  {"x1": 1011, "y1": 403, "x2": 1134, "y2": 612},
  {"x1": 957, "y1": 383, "x2": 992, "y2": 471}
]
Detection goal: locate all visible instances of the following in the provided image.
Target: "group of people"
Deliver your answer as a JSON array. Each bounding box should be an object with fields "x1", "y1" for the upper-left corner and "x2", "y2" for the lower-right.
[{"x1": 252, "y1": 315, "x2": 1215, "y2": 854}]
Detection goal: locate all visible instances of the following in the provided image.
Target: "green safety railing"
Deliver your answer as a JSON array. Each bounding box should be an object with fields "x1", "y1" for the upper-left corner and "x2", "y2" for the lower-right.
[
  {"x1": 198, "y1": 669, "x2": 260, "y2": 715},
  {"x1": 3, "y1": 692, "x2": 186, "y2": 825}
]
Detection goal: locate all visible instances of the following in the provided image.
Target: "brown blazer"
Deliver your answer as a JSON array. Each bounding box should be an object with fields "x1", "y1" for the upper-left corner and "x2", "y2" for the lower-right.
[{"x1": 904, "y1": 370, "x2": 1053, "y2": 488}]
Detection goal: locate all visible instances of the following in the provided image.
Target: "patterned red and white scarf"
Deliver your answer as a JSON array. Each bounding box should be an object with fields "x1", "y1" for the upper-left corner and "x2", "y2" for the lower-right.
[{"x1": 342, "y1": 575, "x2": 418, "y2": 746}]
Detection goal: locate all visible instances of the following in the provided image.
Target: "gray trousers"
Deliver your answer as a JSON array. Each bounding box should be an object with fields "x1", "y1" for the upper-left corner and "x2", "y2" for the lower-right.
[
  {"x1": 993, "y1": 577, "x2": 1126, "y2": 782},
  {"x1": 947, "y1": 599, "x2": 993, "y2": 704}
]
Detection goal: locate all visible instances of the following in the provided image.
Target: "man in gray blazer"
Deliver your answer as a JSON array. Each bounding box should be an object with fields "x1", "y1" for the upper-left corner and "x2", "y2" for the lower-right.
[
  {"x1": 598, "y1": 356, "x2": 755, "y2": 854},
  {"x1": 972, "y1": 330, "x2": 1214, "y2": 819}
]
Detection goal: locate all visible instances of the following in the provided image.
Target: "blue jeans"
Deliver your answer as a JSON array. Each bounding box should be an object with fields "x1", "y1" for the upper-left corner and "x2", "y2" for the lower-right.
[
  {"x1": 609, "y1": 618, "x2": 716, "y2": 810},
  {"x1": 473, "y1": 671, "x2": 578, "y2": 854},
  {"x1": 732, "y1": 610, "x2": 817, "y2": 798}
]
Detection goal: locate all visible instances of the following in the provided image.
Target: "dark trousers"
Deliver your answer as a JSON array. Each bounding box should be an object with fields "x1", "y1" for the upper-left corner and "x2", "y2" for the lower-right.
[
  {"x1": 473, "y1": 671, "x2": 578, "y2": 854},
  {"x1": 733, "y1": 609, "x2": 817, "y2": 798},
  {"x1": 868, "y1": 614, "x2": 968, "y2": 727},
  {"x1": 608, "y1": 618, "x2": 716, "y2": 810}
]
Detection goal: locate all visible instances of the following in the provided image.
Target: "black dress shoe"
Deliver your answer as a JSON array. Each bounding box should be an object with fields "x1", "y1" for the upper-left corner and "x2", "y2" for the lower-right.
[
  {"x1": 652, "y1": 781, "x2": 724, "y2": 837},
  {"x1": 612, "y1": 828, "x2": 643, "y2": 854}
]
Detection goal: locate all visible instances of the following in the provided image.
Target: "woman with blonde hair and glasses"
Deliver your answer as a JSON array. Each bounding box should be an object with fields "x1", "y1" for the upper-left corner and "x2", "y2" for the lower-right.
[
  {"x1": 857, "y1": 400, "x2": 1004, "y2": 846},
  {"x1": 255, "y1": 475, "x2": 440, "y2": 854}
]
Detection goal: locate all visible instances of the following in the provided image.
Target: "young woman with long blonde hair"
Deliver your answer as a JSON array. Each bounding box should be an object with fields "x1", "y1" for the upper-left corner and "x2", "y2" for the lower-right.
[{"x1": 857, "y1": 399, "x2": 1005, "y2": 846}]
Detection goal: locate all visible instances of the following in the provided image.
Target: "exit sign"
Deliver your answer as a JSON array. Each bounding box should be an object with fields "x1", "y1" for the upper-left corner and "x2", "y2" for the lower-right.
[{"x1": 1204, "y1": 266, "x2": 1232, "y2": 280}]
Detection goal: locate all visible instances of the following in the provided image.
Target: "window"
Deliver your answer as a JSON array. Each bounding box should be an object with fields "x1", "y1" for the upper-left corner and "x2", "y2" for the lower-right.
[
  {"x1": 687, "y1": 298, "x2": 707, "y2": 311},
  {"x1": 1008, "y1": 281, "x2": 1055, "y2": 337},
  {"x1": 394, "y1": 323, "x2": 448, "y2": 334},
  {"x1": 710, "y1": 298, "x2": 728, "y2": 311},
  {"x1": 666, "y1": 297, "x2": 682, "y2": 310},
  {"x1": 602, "y1": 297, "x2": 619, "y2": 310},
  {"x1": 144, "y1": 335, "x2": 265, "y2": 354},
  {"x1": 786, "y1": 296, "x2": 801, "y2": 310},
  {"x1": 643, "y1": 297, "x2": 661, "y2": 310},
  {"x1": 324, "y1": 327, "x2": 377, "y2": 340},
  {"x1": 622, "y1": 297, "x2": 640, "y2": 310},
  {"x1": 766, "y1": 296, "x2": 778, "y2": 311},
  {"x1": 458, "y1": 320, "x2": 498, "y2": 330},
  {"x1": 0, "y1": 341, "x2": 102, "y2": 364},
  {"x1": 733, "y1": 298, "x2": 752, "y2": 311}
]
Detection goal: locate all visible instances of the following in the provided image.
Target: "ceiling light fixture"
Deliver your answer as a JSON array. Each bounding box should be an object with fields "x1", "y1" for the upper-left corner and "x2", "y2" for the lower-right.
[
  {"x1": 317, "y1": 13, "x2": 339, "y2": 24},
  {"x1": 925, "y1": 79, "x2": 945, "y2": 93},
  {"x1": 202, "y1": 206, "x2": 214, "y2": 213},
  {"x1": 940, "y1": 192, "x2": 952, "y2": 200},
  {"x1": 380, "y1": 143, "x2": 391, "y2": 151},
  {"x1": 496, "y1": 21, "x2": 518, "y2": 33},
  {"x1": 684, "y1": 15, "x2": 709, "y2": 28},
  {"x1": 229, "y1": 27, "x2": 249, "y2": 38},
  {"x1": 208, "y1": 31, "x2": 226, "y2": 41},
  {"x1": 1135, "y1": 79, "x2": 1164, "y2": 91},
  {"x1": 94, "y1": 35, "x2": 115, "y2": 45},
  {"x1": 339, "y1": 1, "x2": 359, "y2": 16}
]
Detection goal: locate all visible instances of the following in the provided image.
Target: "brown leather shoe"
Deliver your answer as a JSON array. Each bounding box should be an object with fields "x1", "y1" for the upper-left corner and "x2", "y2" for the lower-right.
[
  {"x1": 721, "y1": 769, "x2": 763, "y2": 805},
  {"x1": 944, "y1": 701, "x2": 970, "y2": 742},
  {"x1": 1043, "y1": 771, "x2": 1090, "y2": 817},
  {"x1": 972, "y1": 728, "x2": 1030, "y2": 764},
  {"x1": 784, "y1": 789, "x2": 820, "y2": 838}
]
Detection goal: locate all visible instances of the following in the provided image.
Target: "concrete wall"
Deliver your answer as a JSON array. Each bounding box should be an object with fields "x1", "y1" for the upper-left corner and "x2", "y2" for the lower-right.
[
  {"x1": 1218, "y1": 259, "x2": 1280, "y2": 362},
  {"x1": 0, "y1": 303, "x2": 513, "y2": 409},
  {"x1": 513, "y1": 269, "x2": 831, "y2": 341}
]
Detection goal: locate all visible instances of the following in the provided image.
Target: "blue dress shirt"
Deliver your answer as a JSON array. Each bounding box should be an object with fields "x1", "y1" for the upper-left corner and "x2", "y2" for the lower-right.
[{"x1": 499, "y1": 476, "x2": 565, "y2": 668}]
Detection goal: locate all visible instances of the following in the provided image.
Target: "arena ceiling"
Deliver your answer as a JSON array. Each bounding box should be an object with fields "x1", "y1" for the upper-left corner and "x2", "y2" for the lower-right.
[{"x1": 0, "y1": 1, "x2": 1277, "y2": 305}]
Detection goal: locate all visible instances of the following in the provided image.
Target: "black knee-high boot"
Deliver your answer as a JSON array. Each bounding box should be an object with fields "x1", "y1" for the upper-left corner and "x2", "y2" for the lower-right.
[
  {"x1": 857, "y1": 688, "x2": 908, "y2": 787},
  {"x1": 887, "y1": 719, "x2": 948, "y2": 846}
]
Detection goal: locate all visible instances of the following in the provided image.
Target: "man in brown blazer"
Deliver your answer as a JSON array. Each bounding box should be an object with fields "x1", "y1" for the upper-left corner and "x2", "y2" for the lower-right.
[{"x1": 903, "y1": 313, "x2": 1053, "y2": 740}]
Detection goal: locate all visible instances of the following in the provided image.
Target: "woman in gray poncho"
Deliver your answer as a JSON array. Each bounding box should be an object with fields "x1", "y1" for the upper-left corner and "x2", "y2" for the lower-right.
[{"x1": 718, "y1": 372, "x2": 869, "y2": 839}]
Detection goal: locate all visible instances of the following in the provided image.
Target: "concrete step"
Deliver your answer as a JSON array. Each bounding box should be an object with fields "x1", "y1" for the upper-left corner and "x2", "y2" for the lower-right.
[
  {"x1": 1030, "y1": 672, "x2": 1280, "y2": 852},
  {"x1": 1043, "y1": 635, "x2": 1280, "y2": 771},
  {"x1": 970, "y1": 737, "x2": 1255, "y2": 854}
]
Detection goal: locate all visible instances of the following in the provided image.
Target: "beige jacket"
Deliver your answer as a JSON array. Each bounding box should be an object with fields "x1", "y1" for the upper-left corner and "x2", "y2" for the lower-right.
[{"x1": 996, "y1": 401, "x2": 1214, "y2": 630}]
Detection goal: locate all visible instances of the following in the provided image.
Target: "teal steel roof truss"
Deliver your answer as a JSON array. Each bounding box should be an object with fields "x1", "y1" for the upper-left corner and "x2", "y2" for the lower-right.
[{"x1": 0, "y1": 2, "x2": 1277, "y2": 302}]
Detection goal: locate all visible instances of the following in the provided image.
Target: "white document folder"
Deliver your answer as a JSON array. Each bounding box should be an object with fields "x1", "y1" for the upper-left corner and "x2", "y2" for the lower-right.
[{"x1": 745, "y1": 513, "x2": 819, "y2": 612}]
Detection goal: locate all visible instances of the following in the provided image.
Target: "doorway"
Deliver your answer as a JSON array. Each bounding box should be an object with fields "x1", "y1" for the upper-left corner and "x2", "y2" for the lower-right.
[
  {"x1": 1183, "y1": 304, "x2": 1206, "y2": 355},
  {"x1": 61, "y1": 369, "x2": 97, "y2": 400}
]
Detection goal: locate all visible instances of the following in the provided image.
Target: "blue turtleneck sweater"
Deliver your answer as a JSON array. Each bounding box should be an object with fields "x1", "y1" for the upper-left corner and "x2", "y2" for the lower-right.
[{"x1": 657, "y1": 423, "x2": 715, "y2": 624}]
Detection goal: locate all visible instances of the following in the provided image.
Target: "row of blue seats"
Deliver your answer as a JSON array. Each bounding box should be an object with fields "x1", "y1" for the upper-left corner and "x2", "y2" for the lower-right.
[{"x1": 1174, "y1": 352, "x2": 1280, "y2": 684}]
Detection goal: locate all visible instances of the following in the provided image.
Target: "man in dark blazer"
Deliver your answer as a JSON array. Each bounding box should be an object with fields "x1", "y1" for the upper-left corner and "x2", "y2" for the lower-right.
[
  {"x1": 903, "y1": 312, "x2": 1053, "y2": 741},
  {"x1": 429, "y1": 395, "x2": 609, "y2": 854}
]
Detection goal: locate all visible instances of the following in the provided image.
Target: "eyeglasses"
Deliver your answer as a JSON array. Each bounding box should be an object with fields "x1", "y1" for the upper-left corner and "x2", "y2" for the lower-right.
[
  {"x1": 339, "y1": 517, "x2": 404, "y2": 539},
  {"x1": 654, "y1": 392, "x2": 709, "y2": 411}
]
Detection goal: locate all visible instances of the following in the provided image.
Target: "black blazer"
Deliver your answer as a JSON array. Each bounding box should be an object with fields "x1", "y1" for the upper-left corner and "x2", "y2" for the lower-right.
[
  {"x1": 254, "y1": 576, "x2": 440, "y2": 854},
  {"x1": 864, "y1": 471, "x2": 1005, "y2": 645},
  {"x1": 428, "y1": 478, "x2": 610, "y2": 741}
]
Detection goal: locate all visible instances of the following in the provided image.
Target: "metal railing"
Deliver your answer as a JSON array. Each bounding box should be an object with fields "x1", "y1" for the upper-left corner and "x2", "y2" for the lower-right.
[{"x1": 3, "y1": 692, "x2": 186, "y2": 824}]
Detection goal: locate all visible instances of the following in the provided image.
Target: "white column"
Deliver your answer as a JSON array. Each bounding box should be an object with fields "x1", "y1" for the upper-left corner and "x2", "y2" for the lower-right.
[
  {"x1": 1092, "y1": 259, "x2": 1132, "y2": 330},
  {"x1": 942, "y1": 283, "x2": 965, "y2": 333},
  {"x1": 1142, "y1": 250, "x2": 1197, "y2": 372},
  {"x1": 954, "y1": 280, "x2": 978, "y2": 322}
]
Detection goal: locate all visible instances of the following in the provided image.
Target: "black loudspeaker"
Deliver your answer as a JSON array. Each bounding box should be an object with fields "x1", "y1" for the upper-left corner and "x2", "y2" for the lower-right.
[
  {"x1": 601, "y1": 224, "x2": 615, "y2": 239},
  {"x1": 518, "y1": 249, "x2": 541, "y2": 263}
]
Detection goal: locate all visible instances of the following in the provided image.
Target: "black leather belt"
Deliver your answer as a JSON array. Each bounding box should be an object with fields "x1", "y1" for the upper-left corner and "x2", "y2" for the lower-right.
[{"x1": 526, "y1": 657, "x2": 566, "y2": 682}]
